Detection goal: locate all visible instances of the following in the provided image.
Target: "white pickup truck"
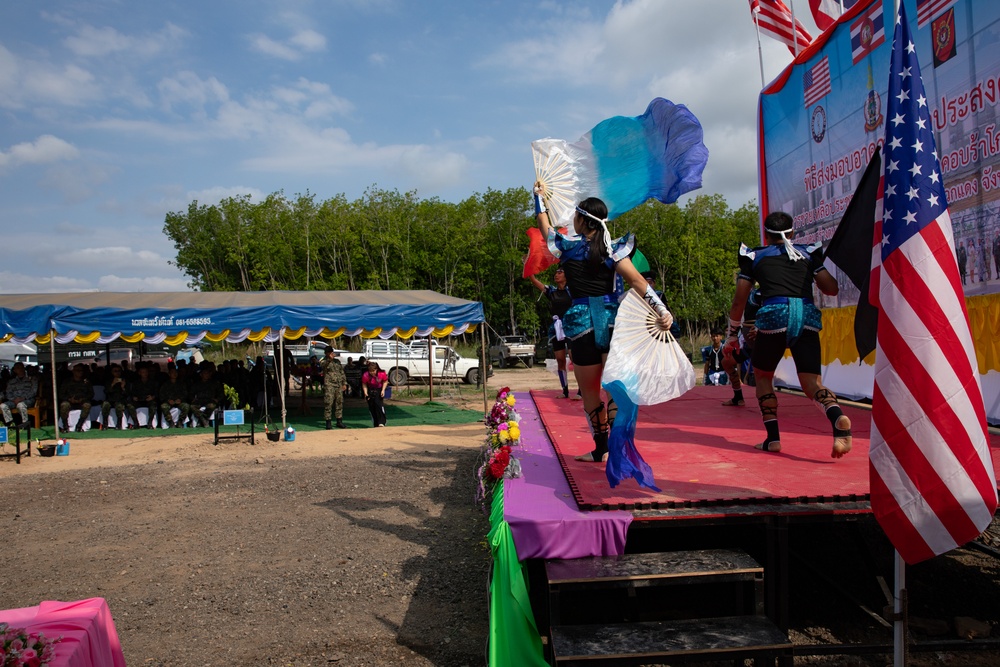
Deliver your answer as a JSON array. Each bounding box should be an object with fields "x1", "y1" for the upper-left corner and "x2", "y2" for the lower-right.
[
  {"x1": 360, "y1": 340, "x2": 488, "y2": 386},
  {"x1": 489, "y1": 335, "x2": 536, "y2": 368}
]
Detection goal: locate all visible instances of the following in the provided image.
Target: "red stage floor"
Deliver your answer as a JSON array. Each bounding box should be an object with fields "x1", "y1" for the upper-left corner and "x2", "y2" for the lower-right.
[{"x1": 531, "y1": 386, "x2": 1000, "y2": 512}]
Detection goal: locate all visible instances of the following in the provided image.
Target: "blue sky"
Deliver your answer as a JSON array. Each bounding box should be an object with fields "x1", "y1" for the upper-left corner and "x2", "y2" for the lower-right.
[{"x1": 0, "y1": 0, "x2": 822, "y2": 293}]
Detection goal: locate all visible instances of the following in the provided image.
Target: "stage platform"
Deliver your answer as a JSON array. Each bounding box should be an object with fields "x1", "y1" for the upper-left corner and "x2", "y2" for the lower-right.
[{"x1": 502, "y1": 388, "x2": 1000, "y2": 561}]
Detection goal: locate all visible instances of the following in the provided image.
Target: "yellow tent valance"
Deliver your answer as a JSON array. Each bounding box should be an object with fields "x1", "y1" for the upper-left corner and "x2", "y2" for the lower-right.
[{"x1": 820, "y1": 292, "x2": 1000, "y2": 372}]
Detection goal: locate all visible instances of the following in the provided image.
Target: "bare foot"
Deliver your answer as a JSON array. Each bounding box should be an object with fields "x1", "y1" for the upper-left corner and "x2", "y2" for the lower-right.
[
  {"x1": 721, "y1": 397, "x2": 745, "y2": 406},
  {"x1": 574, "y1": 451, "x2": 609, "y2": 462},
  {"x1": 754, "y1": 441, "x2": 781, "y2": 453},
  {"x1": 832, "y1": 415, "x2": 852, "y2": 459}
]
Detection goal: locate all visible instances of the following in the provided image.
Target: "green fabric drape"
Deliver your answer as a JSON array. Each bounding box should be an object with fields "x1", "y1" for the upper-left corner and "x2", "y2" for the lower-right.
[{"x1": 487, "y1": 482, "x2": 547, "y2": 666}]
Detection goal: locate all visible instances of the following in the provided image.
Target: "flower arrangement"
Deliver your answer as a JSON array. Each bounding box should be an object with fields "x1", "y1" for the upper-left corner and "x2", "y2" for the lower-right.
[
  {"x1": 476, "y1": 387, "x2": 523, "y2": 510},
  {"x1": 0, "y1": 623, "x2": 61, "y2": 667}
]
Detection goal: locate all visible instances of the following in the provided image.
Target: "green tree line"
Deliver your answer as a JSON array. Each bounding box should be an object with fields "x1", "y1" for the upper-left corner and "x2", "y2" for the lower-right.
[{"x1": 163, "y1": 186, "x2": 760, "y2": 345}]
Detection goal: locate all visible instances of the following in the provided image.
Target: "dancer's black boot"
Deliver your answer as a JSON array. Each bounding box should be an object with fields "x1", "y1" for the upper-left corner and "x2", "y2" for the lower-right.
[{"x1": 575, "y1": 402, "x2": 609, "y2": 462}]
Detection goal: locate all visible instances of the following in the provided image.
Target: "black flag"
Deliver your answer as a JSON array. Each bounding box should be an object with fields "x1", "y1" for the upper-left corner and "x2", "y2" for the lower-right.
[{"x1": 825, "y1": 147, "x2": 881, "y2": 361}]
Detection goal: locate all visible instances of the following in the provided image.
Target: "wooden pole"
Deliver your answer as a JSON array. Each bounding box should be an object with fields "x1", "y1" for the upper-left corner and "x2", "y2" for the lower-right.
[
  {"x1": 427, "y1": 337, "x2": 434, "y2": 403},
  {"x1": 50, "y1": 331, "x2": 59, "y2": 439},
  {"x1": 480, "y1": 323, "x2": 488, "y2": 416}
]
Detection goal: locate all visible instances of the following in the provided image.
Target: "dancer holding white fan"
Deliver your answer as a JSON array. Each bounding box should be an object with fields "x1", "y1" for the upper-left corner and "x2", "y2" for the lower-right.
[
  {"x1": 530, "y1": 97, "x2": 709, "y2": 488},
  {"x1": 532, "y1": 185, "x2": 673, "y2": 465}
]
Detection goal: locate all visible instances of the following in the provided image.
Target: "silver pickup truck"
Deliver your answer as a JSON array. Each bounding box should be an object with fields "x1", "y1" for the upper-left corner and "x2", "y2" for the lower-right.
[{"x1": 489, "y1": 335, "x2": 535, "y2": 368}]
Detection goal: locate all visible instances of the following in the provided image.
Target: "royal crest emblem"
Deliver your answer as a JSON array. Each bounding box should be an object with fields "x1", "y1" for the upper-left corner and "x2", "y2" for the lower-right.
[
  {"x1": 864, "y1": 89, "x2": 883, "y2": 132},
  {"x1": 811, "y1": 105, "x2": 827, "y2": 143}
]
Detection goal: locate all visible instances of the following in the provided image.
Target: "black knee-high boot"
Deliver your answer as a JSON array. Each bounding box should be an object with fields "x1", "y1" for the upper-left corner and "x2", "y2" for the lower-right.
[{"x1": 582, "y1": 402, "x2": 609, "y2": 461}]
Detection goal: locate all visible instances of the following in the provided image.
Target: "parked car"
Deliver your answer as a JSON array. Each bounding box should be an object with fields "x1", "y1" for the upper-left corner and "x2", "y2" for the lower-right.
[
  {"x1": 175, "y1": 347, "x2": 205, "y2": 366},
  {"x1": 93, "y1": 348, "x2": 172, "y2": 371},
  {"x1": 489, "y1": 335, "x2": 535, "y2": 368},
  {"x1": 361, "y1": 339, "x2": 489, "y2": 386},
  {"x1": 0, "y1": 341, "x2": 38, "y2": 368}
]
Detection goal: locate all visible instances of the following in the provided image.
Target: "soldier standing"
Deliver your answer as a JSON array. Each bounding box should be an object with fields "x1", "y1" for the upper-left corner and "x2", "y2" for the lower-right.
[{"x1": 321, "y1": 346, "x2": 347, "y2": 430}]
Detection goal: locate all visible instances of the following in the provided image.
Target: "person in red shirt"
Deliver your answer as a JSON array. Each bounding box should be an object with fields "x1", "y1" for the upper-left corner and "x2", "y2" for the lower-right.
[{"x1": 361, "y1": 361, "x2": 389, "y2": 427}]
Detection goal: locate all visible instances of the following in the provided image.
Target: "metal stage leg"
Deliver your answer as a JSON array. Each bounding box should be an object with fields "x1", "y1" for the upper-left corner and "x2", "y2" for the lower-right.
[{"x1": 766, "y1": 515, "x2": 792, "y2": 667}]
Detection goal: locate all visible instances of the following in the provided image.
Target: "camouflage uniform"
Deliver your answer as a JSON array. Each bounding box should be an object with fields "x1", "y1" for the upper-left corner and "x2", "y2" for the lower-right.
[
  {"x1": 321, "y1": 355, "x2": 347, "y2": 422},
  {"x1": 59, "y1": 375, "x2": 93, "y2": 431},
  {"x1": 158, "y1": 376, "x2": 191, "y2": 427}
]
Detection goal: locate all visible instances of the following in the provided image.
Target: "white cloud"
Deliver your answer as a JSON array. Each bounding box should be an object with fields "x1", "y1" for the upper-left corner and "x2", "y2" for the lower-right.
[
  {"x1": 0, "y1": 135, "x2": 79, "y2": 169},
  {"x1": 250, "y1": 28, "x2": 327, "y2": 61},
  {"x1": 158, "y1": 71, "x2": 229, "y2": 114},
  {"x1": 289, "y1": 29, "x2": 326, "y2": 53},
  {"x1": 0, "y1": 271, "x2": 94, "y2": 294},
  {"x1": 97, "y1": 275, "x2": 193, "y2": 292},
  {"x1": 369, "y1": 52, "x2": 388, "y2": 66},
  {"x1": 0, "y1": 45, "x2": 100, "y2": 109},
  {"x1": 64, "y1": 22, "x2": 187, "y2": 59},
  {"x1": 42, "y1": 162, "x2": 115, "y2": 204}
]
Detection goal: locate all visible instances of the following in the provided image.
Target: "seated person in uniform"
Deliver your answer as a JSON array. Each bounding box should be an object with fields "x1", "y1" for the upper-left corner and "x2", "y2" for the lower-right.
[
  {"x1": 59, "y1": 364, "x2": 94, "y2": 432},
  {"x1": 100, "y1": 364, "x2": 128, "y2": 429},
  {"x1": 190, "y1": 365, "x2": 223, "y2": 427},
  {"x1": 159, "y1": 367, "x2": 191, "y2": 428},
  {"x1": 1, "y1": 362, "x2": 38, "y2": 427}
]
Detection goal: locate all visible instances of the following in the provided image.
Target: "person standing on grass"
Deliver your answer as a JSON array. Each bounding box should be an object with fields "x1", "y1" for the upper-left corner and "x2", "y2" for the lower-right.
[
  {"x1": 361, "y1": 361, "x2": 389, "y2": 428},
  {"x1": 321, "y1": 346, "x2": 347, "y2": 430},
  {"x1": 725, "y1": 211, "x2": 851, "y2": 458},
  {"x1": 528, "y1": 267, "x2": 573, "y2": 398}
]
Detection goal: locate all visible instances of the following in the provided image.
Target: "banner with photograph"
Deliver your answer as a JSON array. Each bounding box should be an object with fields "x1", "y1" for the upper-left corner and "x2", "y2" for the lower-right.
[{"x1": 759, "y1": 0, "x2": 1000, "y2": 309}]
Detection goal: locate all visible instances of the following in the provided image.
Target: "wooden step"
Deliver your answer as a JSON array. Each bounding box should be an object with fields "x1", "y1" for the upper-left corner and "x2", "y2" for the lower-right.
[
  {"x1": 551, "y1": 615, "x2": 792, "y2": 665},
  {"x1": 546, "y1": 548, "x2": 763, "y2": 589}
]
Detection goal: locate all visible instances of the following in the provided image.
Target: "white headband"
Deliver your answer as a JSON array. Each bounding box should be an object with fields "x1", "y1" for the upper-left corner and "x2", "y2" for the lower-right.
[
  {"x1": 765, "y1": 225, "x2": 806, "y2": 262},
  {"x1": 576, "y1": 206, "x2": 614, "y2": 259}
]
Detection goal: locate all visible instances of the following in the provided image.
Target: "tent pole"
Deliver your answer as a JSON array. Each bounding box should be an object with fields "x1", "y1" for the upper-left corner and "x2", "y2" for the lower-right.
[
  {"x1": 427, "y1": 336, "x2": 434, "y2": 403},
  {"x1": 894, "y1": 550, "x2": 907, "y2": 666},
  {"x1": 278, "y1": 329, "x2": 287, "y2": 429},
  {"x1": 480, "y1": 323, "x2": 487, "y2": 416},
  {"x1": 50, "y1": 330, "x2": 60, "y2": 440}
]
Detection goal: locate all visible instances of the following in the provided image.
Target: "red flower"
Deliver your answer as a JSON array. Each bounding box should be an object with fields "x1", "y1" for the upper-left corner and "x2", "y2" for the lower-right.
[{"x1": 489, "y1": 460, "x2": 508, "y2": 479}]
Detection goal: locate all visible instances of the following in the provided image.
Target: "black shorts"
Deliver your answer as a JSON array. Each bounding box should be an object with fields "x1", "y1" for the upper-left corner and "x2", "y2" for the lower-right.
[
  {"x1": 569, "y1": 331, "x2": 608, "y2": 366},
  {"x1": 751, "y1": 329, "x2": 821, "y2": 375},
  {"x1": 551, "y1": 338, "x2": 568, "y2": 352}
]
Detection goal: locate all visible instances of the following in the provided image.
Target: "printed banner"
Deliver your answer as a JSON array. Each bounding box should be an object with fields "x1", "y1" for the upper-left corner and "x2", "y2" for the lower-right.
[{"x1": 760, "y1": 0, "x2": 1000, "y2": 309}]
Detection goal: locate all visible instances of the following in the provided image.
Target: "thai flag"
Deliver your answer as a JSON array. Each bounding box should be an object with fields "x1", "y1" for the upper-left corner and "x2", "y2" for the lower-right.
[
  {"x1": 917, "y1": 0, "x2": 959, "y2": 29},
  {"x1": 869, "y1": 3, "x2": 998, "y2": 564},
  {"x1": 803, "y1": 56, "x2": 831, "y2": 108},
  {"x1": 850, "y1": 1, "x2": 885, "y2": 65}
]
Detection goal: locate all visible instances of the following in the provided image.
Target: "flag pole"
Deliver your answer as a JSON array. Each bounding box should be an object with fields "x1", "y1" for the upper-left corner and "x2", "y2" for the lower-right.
[
  {"x1": 753, "y1": 10, "x2": 766, "y2": 88},
  {"x1": 894, "y1": 550, "x2": 907, "y2": 666},
  {"x1": 790, "y1": 0, "x2": 800, "y2": 57}
]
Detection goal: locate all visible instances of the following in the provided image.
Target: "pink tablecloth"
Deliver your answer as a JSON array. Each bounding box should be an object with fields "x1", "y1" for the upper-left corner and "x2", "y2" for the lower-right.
[{"x1": 0, "y1": 598, "x2": 126, "y2": 667}]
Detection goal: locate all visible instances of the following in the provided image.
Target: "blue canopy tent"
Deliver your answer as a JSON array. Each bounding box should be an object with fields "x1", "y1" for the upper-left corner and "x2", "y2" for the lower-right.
[{"x1": 0, "y1": 290, "x2": 487, "y2": 435}]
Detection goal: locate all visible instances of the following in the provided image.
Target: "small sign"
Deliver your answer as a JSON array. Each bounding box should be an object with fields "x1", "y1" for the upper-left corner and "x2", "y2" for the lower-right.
[
  {"x1": 222, "y1": 410, "x2": 245, "y2": 426},
  {"x1": 0, "y1": 427, "x2": 6, "y2": 444}
]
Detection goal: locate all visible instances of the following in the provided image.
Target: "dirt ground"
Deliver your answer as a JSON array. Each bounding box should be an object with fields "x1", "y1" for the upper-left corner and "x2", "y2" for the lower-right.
[{"x1": 2, "y1": 365, "x2": 1000, "y2": 666}]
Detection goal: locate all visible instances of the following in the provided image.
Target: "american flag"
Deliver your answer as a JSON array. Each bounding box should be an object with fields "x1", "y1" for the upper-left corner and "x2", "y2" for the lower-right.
[
  {"x1": 750, "y1": 0, "x2": 813, "y2": 55},
  {"x1": 917, "y1": 0, "x2": 958, "y2": 29},
  {"x1": 809, "y1": 0, "x2": 842, "y2": 31},
  {"x1": 869, "y1": 3, "x2": 998, "y2": 565},
  {"x1": 803, "y1": 56, "x2": 831, "y2": 107},
  {"x1": 850, "y1": 1, "x2": 885, "y2": 65}
]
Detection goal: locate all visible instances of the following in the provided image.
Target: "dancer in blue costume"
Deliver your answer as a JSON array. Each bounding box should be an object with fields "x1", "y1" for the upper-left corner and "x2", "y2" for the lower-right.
[
  {"x1": 534, "y1": 183, "x2": 674, "y2": 463},
  {"x1": 528, "y1": 267, "x2": 573, "y2": 398},
  {"x1": 725, "y1": 211, "x2": 852, "y2": 458}
]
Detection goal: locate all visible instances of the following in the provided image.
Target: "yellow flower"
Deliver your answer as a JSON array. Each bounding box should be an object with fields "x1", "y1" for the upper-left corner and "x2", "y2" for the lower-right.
[
  {"x1": 508, "y1": 426, "x2": 520, "y2": 441},
  {"x1": 506, "y1": 395, "x2": 516, "y2": 407},
  {"x1": 499, "y1": 430, "x2": 510, "y2": 443}
]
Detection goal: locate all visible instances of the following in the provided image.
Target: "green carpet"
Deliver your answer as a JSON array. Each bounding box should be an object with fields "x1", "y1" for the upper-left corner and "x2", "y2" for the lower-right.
[{"x1": 22, "y1": 401, "x2": 483, "y2": 442}]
